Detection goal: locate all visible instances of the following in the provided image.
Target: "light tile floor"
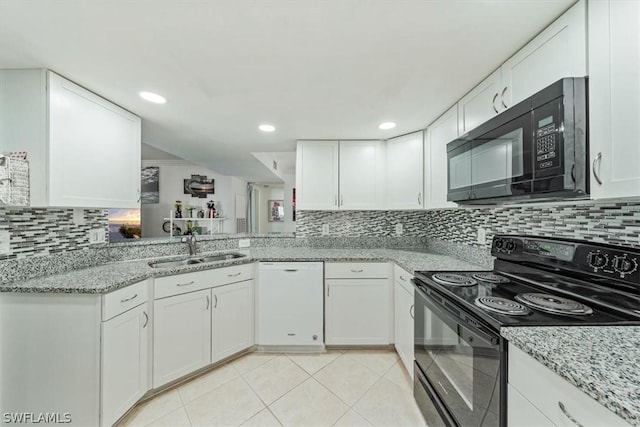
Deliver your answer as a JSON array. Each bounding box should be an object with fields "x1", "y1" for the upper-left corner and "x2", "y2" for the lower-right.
[{"x1": 119, "y1": 350, "x2": 426, "y2": 427}]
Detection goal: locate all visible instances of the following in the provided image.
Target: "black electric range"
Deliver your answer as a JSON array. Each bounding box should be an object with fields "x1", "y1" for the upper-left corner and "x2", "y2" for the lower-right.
[{"x1": 412, "y1": 235, "x2": 640, "y2": 427}]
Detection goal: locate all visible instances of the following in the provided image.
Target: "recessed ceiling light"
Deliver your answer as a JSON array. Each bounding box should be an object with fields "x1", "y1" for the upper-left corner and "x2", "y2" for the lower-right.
[
  {"x1": 259, "y1": 124, "x2": 276, "y2": 132},
  {"x1": 139, "y1": 91, "x2": 166, "y2": 104},
  {"x1": 379, "y1": 122, "x2": 396, "y2": 130}
]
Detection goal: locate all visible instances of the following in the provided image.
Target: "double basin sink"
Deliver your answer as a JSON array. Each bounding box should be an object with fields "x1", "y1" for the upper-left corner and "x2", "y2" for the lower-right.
[{"x1": 149, "y1": 253, "x2": 246, "y2": 269}]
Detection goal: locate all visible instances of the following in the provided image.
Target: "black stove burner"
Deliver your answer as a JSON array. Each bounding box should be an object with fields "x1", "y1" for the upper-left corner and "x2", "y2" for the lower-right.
[
  {"x1": 472, "y1": 272, "x2": 510, "y2": 284},
  {"x1": 515, "y1": 293, "x2": 594, "y2": 316},
  {"x1": 474, "y1": 296, "x2": 530, "y2": 315},
  {"x1": 432, "y1": 273, "x2": 477, "y2": 287}
]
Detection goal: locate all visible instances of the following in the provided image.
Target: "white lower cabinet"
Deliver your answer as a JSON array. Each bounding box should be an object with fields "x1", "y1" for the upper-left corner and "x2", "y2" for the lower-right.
[
  {"x1": 325, "y1": 262, "x2": 391, "y2": 345},
  {"x1": 508, "y1": 343, "x2": 631, "y2": 427},
  {"x1": 393, "y1": 265, "x2": 414, "y2": 378},
  {"x1": 153, "y1": 289, "x2": 212, "y2": 388},
  {"x1": 101, "y1": 302, "x2": 150, "y2": 427},
  {"x1": 212, "y1": 280, "x2": 254, "y2": 362}
]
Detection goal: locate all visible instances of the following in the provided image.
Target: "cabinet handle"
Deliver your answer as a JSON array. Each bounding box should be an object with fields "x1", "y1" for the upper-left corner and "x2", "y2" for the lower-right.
[
  {"x1": 177, "y1": 281, "x2": 195, "y2": 287},
  {"x1": 206, "y1": 295, "x2": 210, "y2": 310},
  {"x1": 334, "y1": 195, "x2": 338, "y2": 206},
  {"x1": 592, "y1": 152, "x2": 603, "y2": 185},
  {"x1": 284, "y1": 269, "x2": 299, "y2": 272},
  {"x1": 137, "y1": 188, "x2": 141, "y2": 203},
  {"x1": 501, "y1": 86, "x2": 508, "y2": 109},
  {"x1": 492, "y1": 93, "x2": 499, "y2": 114},
  {"x1": 142, "y1": 311, "x2": 149, "y2": 328},
  {"x1": 410, "y1": 304, "x2": 414, "y2": 319},
  {"x1": 417, "y1": 192, "x2": 422, "y2": 205},
  {"x1": 558, "y1": 402, "x2": 585, "y2": 427},
  {"x1": 214, "y1": 294, "x2": 218, "y2": 308},
  {"x1": 120, "y1": 293, "x2": 138, "y2": 303},
  {"x1": 327, "y1": 285, "x2": 330, "y2": 297},
  {"x1": 227, "y1": 272, "x2": 242, "y2": 277},
  {"x1": 340, "y1": 194, "x2": 344, "y2": 206},
  {"x1": 350, "y1": 269, "x2": 364, "y2": 273},
  {"x1": 399, "y1": 275, "x2": 407, "y2": 281}
]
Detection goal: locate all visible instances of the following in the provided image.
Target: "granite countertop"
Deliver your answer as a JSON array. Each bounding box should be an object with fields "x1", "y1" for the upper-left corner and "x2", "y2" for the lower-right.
[
  {"x1": 501, "y1": 326, "x2": 640, "y2": 426},
  {"x1": 0, "y1": 247, "x2": 486, "y2": 294}
]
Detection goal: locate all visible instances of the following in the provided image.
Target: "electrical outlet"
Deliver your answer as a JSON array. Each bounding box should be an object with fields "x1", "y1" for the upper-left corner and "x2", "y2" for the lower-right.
[
  {"x1": 238, "y1": 239, "x2": 250, "y2": 248},
  {"x1": 477, "y1": 227, "x2": 487, "y2": 245},
  {"x1": 0, "y1": 230, "x2": 11, "y2": 255},
  {"x1": 321, "y1": 224, "x2": 330, "y2": 235},
  {"x1": 88, "y1": 228, "x2": 105, "y2": 245},
  {"x1": 72, "y1": 208, "x2": 86, "y2": 225},
  {"x1": 395, "y1": 223, "x2": 403, "y2": 235}
]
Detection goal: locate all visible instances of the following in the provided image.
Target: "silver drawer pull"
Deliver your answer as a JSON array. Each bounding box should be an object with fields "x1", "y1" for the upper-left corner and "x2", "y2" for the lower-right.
[
  {"x1": 350, "y1": 269, "x2": 364, "y2": 273},
  {"x1": 592, "y1": 152, "x2": 603, "y2": 185},
  {"x1": 206, "y1": 295, "x2": 210, "y2": 310},
  {"x1": 177, "y1": 281, "x2": 195, "y2": 287},
  {"x1": 558, "y1": 402, "x2": 585, "y2": 427},
  {"x1": 284, "y1": 269, "x2": 298, "y2": 272},
  {"x1": 120, "y1": 293, "x2": 138, "y2": 303},
  {"x1": 228, "y1": 272, "x2": 242, "y2": 277},
  {"x1": 142, "y1": 311, "x2": 149, "y2": 328},
  {"x1": 410, "y1": 304, "x2": 414, "y2": 319}
]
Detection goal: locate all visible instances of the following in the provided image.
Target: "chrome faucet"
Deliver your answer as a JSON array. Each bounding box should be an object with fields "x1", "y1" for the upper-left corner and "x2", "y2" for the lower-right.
[{"x1": 182, "y1": 233, "x2": 198, "y2": 256}]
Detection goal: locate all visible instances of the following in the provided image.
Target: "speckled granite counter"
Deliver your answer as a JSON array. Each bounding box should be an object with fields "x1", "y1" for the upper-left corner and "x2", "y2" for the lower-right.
[
  {"x1": 501, "y1": 326, "x2": 640, "y2": 426},
  {"x1": 0, "y1": 247, "x2": 486, "y2": 294}
]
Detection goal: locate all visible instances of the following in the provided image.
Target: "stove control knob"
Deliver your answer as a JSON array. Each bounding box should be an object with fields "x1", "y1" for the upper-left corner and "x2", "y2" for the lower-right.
[
  {"x1": 613, "y1": 256, "x2": 638, "y2": 274},
  {"x1": 505, "y1": 241, "x2": 516, "y2": 251},
  {"x1": 495, "y1": 239, "x2": 504, "y2": 250},
  {"x1": 587, "y1": 252, "x2": 608, "y2": 269}
]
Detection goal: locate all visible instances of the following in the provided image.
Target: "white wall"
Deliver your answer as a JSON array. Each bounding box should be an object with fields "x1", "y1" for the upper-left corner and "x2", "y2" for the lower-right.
[
  {"x1": 141, "y1": 160, "x2": 246, "y2": 237},
  {"x1": 253, "y1": 184, "x2": 285, "y2": 233}
]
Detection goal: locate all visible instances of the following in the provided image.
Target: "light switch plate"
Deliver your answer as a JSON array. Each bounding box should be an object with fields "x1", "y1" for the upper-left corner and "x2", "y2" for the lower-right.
[
  {"x1": 88, "y1": 228, "x2": 105, "y2": 245},
  {"x1": 0, "y1": 230, "x2": 11, "y2": 255},
  {"x1": 395, "y1": 223, "x2": 403, "y2": 235},
  {"x1": 72, "y1": 208, "x2": 86, "y2": 225},
  {"x1": 238, "y1": 239, "x2": 250, "y2": 248},
  {"x1": 321, "y1": 224, "x2": 330, "y2": 235},
  {"x1": 477, "y1": 227, "x2": 487, "y2": 245}
]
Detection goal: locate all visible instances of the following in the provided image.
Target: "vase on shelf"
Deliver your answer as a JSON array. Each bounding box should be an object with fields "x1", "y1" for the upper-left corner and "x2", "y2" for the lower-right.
[{"x1": 174, "y1": 200, "x2": 183, "y2": 218}]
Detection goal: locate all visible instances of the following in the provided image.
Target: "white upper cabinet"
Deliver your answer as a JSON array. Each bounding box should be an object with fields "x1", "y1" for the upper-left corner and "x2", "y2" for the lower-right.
[
  {"x1": 588, "y1": 0, "x2": 640, "y2": 199},
  {"x1": 425, "y1": 105, "x2": 458, "y2": 209},
  {"x1": 296, "y1": 140, "x2": 385, "y2": 210},
  {"x1": 457, "y1": 0, "x2": 586, "y2": 135},
  {"x1": 385, "y1": 132, "x2": 424, "y2": 209},
  {"x1": 339, "y1": 140, "x2": 385, "y2": 210},
  {"x1": 296, "y1": 141, "x2": 339, "y2": 210},
  {"x1": 0, "y1": 69, "x2": 141, "y2": 208},
  {"x1": 502, "y1": 0, "x2": 586, "y2": 108},
  {"x1": 458, "y1": 69, "x2": 503, "y2": 136}
]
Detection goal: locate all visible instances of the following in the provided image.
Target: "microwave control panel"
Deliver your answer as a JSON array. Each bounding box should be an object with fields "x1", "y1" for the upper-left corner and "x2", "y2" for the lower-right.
[{"x1": 535, "y1": 118, "x2": 559, "y2": 172}]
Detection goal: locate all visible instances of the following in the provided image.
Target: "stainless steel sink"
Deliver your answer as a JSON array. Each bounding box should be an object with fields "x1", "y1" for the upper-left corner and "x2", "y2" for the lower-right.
[{"x1": 149, "y1": 253, "x2": 246, "y2": 268}]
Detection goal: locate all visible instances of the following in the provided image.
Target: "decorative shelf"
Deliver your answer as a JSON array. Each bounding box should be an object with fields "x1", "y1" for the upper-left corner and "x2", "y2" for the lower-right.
[{"x1": 165, "y1": 210, "x2": 227, "y2": 237}]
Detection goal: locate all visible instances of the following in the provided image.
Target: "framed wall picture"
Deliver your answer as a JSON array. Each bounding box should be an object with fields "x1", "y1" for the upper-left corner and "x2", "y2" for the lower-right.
[
  {"x1": 268, "y1": 199, "x2": 284, "y2": 222},
  {"x1": 141, "y1": 166, "x2": 159, "y2": 204}
]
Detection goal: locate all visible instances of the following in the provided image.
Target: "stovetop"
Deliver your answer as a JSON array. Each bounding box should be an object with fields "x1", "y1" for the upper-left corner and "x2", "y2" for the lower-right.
[{"x1": 413, "y1": 268, "x2": 640, "y2": 331}]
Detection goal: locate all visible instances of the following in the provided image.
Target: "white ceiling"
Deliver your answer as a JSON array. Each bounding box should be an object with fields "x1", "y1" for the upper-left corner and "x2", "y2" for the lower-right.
[{"x1": 0, "y1": 0, "x2": 574, "y2": 182}]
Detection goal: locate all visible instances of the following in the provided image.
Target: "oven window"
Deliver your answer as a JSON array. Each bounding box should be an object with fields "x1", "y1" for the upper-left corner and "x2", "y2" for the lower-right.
[
  {"x1": 471, "y1": 128, "x2": 524, "y2": 186},
  {"x1": 423, "y1": 307, "x2": 475, "y2": 410}
]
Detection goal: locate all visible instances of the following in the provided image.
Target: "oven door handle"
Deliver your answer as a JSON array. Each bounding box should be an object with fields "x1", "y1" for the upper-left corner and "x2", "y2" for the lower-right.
[{"x1": 457, "y1": 320, "x2": 499, "y2": 346}]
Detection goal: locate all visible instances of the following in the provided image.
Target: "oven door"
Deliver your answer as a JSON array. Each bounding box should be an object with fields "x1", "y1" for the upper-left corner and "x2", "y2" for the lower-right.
[
  {"x1": 414, "y1": 285, "x2": 504, "y2": 427},
  {"x1": 447, "y1": 111, "x2": 533, "y2": 202}
]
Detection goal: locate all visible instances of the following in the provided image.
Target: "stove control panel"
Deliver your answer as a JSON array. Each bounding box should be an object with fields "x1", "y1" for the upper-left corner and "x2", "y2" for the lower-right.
[{"x1": 492, "y1": 235, "x2": 640, "y2": 285}]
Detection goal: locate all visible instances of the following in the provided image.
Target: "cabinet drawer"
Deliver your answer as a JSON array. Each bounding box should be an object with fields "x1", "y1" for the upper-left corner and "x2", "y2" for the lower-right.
[
  {"x1": 154, "y1": 270, "x2": 215, "y2": 300},
  {"x1": 207, "y1": 263, "x2": 254, "y2": 286},
  {"x1": 393, "y1": 264, "x2": 414, "y2": 293},
  {"x1": 102, "y1": 280, "x2": 149, "y2": 321},
  {"x1": 325, "y1": 262, "x2": 389, "y2": 279},
  {"x1": 508, "y1": 344, "x2": 631, "y2": 427}
]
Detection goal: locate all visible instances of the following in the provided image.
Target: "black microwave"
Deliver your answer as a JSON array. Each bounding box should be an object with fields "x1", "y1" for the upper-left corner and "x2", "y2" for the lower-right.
[{"x1": 447, "y1": 77, "x2": 588, "y2": 204}]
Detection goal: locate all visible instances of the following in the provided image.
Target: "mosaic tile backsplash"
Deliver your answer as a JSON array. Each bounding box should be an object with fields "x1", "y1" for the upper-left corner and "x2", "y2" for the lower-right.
[
  {"x1": 0, "y1": 208, "x2": 108, "y2": 260},
  {"x1": 296, "y1": 200, "x2": 640, "y2": 248}
]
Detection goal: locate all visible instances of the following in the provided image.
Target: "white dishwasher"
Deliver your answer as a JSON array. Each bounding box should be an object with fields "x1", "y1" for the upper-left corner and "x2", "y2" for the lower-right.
[{"x1": 257, "y1": 262, "x2": 324, "y2": 347}]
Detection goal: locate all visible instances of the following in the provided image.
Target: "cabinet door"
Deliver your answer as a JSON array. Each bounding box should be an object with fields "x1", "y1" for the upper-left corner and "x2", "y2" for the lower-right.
[
  {"x1": 425, "y1": 105, "x2": 458, "y2": 209},
  {"x1": 296, "y1": 141, "x2": 339, "y2": 210},
  {"x1": 325, "y1": 278, "x2": 390, "y2": 345},
  {"x1": 386, "y1": 132, "x2": 424, "y2": 209},
  {"x1": 211, "y1": 280, "x2": 254, "y2": 363},
  {"x1": 589, "y1": 0, "x2": 640, "y2": 199},
  {"x1": 153, "y1": 289, "x2": 211, "y2": 388},
  {"x1": 339, "y1": 140, "x2": 385, "y2": 210},
  {"x1": 394, "y1": 280, "x2": 414, "y2": 379},
  {"x1": 502, "y1": 0, "x2": 586, "y2": 108},
  {"x1": 101, "y1": 303, "x2": 149, "y2": 427},
  {"x1": 508, "y1": 384, "x2": 555, "y2": 427},
  {"x1": 48, "y1": 71, "x2": 141, "y2": 208},
  {"x1": 457, "y1": 69, "x2": 502, "y2": 135}
]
